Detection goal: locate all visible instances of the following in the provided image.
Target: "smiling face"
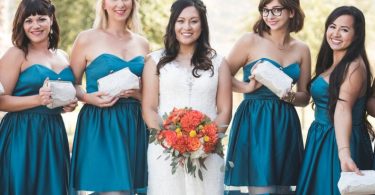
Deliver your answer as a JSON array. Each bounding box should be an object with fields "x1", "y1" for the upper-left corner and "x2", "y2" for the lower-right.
[
  {"x1": 23, "y1": 14, "x2": 52, "y2": 44},
  {"x1": 326, "y1": 15, "x2": 355, "y2": 52},
  {"x1": 174, "y1": 6, "x2": 202, "y2": 48},
  {"x1": 103, "y1": 0, "x2": 133, "y2": 23},
  {"x1": 262, "y1": 0, "x2": 294, "y2": 31}
]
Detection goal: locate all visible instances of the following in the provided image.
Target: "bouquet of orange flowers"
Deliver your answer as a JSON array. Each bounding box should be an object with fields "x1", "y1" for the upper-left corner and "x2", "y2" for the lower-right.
[{"x1": 149, "y1": 108, "x2": 225, "y2": 180}]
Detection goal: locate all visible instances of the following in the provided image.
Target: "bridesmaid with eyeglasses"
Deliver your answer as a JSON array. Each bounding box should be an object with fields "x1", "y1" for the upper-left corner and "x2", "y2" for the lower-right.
[{"x1": 224, "y1": 0, "x2": 311, "y2": 194}]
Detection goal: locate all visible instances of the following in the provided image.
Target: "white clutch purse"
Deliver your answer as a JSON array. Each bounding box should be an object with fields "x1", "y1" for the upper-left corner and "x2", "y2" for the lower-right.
[
  {"x1": 46, "y1": 80, "x2": 76, "y2": 109},
  {"x1": 252, "y1": 60, "x2": 293, "y2": 98},
  {"x1": 338, "y1": 170, "x2": 375, "y2": 195},
  {"x1": 97, "y1": 67, "x2": 140, "y2": 99},
  {"x1": 0, "y1": 82, "x2": 4, "y2": 95}
]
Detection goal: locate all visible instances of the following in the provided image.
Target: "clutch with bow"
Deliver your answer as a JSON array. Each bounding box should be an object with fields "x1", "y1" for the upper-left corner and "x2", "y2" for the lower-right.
[
  {"x1": 251, "y1": 60, "x2": 293, "y2": 98},
  {"x1": 97, "y1": 67, "x2": 140, "y2": 99},
  {"x1": 46, "y1": 80, "x2": 76, "y2": 109},
  {"x1": 338, "y1": 170, "x2": 375, "y2": 195}
]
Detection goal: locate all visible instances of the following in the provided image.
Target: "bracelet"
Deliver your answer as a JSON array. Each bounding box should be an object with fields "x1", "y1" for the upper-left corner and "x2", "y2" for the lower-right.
[
  {"x1": 338, "y1": 146, "x2": 350, "y2": 153},
  {"x1": 285, "y1": 91, "x2": 296, "y2": 103}
]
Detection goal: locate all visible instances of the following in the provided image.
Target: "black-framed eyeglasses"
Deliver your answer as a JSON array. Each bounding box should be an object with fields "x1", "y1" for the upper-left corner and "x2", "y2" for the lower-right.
[{"x1": 261, "y1": 7, "x2": 286, "y2": 17}]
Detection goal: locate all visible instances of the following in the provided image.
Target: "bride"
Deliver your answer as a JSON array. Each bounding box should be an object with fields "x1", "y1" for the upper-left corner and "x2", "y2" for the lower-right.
[{"x1": 142, "y1": 0, "x2": 232, "y2": 194}]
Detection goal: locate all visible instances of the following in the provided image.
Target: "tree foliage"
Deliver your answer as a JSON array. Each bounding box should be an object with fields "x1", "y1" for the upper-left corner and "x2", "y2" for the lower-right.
[
  {"x1": 54, "y1": 0, "x2": 96, "y2": 52},
  {"x1": 139, "y1": 0, "x2": 172, "y2": 50}
]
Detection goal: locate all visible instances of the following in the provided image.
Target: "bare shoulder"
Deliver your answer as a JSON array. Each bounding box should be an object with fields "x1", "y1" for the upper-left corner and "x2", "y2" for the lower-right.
[
  {"x1": 56, "y1": 49, "x2": 69, "y2": 59},
  {"x1": 75, "y1": 28, "x2": 102, "y2": 45},
  {"x1": 55, "y1": 49, "x2": 70, "y2": 63},
  {"x1": 292, "y1": 38, "x2": 310, "y2": 53},
  {"x1": 239, "y1": 32, "x2": 259, "y2": 45},
  {"x1": 347, "y1": 57, "x2": 366, "y2": 75},
  {"x1": 1, "y1": 47, "x2": 25, "y2": 67},
  {"x1": 132, "y1": 32, "x2": 150, "y2": 51}
]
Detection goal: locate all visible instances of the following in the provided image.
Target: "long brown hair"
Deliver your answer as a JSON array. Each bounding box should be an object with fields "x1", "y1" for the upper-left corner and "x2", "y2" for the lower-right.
[
  {"x1": 12, "y1": 0, "x2": 59, "y2": 56},
  {"x1": 157, "y1": 0, "x2": 216, "y2": 78},
  {"x1": 310, "y1": 6, "x2": 374, "y2": 138}
]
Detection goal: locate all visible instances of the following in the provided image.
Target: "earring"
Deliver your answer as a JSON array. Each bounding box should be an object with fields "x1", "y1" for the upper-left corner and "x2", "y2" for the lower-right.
[{"x1": 50, "y1": 29, "x2": 53, "y2": 35}]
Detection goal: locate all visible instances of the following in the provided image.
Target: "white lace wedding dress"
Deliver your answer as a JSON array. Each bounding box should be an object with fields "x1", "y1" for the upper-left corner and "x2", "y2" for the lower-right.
[{"x1": 147, "y1": 50, "x2": 224, "y2": 195}]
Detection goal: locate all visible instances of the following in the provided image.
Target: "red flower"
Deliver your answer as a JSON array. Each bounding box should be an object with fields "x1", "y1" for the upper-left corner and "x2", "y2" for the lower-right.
[
  {"x1": 180, "y1": 110, "x2": 205, "y2": 132},
  {"x1": 187, "y1": 137, "x2": 201, "y2": 152},
  {"x1": 163, "y1": 130, "x2": 177, "y2": 147}
]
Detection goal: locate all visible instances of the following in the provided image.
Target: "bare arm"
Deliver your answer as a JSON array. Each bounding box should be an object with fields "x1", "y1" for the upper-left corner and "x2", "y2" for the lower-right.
[
  {"x1": 283, "y1": 43, "x2": 311, "y2": 106},
  {"x1": 70, "y1": 31, "x2": 118, "y2": 107},
  {"x1": 0, "y1": 47, "x2": 50, "y2": 112},
  {"x1": 226, "y1": 33, "x2": 262, "y2": 93},
  {"x1": 142, "y1": 55, "x2": 162, "y2": 130},
  {"x1": 334, "y1": 61, "x2": 365, "y2": 174},
  {"x1": 214, "y1": 60, "x2": 232, "y2": 133}
]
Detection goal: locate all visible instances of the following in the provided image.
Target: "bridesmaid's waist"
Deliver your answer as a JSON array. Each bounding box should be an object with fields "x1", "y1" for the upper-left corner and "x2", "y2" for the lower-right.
[
  {"x1": 13, "y1": 106, "x2": 62, "y2": 115},
  {"x1": 244, "y1": 93, "x2": 279, "y2": 100}
]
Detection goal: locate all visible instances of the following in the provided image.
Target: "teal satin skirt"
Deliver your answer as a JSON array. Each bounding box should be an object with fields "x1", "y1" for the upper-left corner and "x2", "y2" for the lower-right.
[
  {"x1": 70, "y1": 99, "x2": 148, "y2": 193},
  {"x1": 225, "y1": 97, "x2": 304, "y2": 194},
  {"x1": 0, "y1": 108, "x2": 69, "y2": 195},
  {"x1": 296, "y1": 122, "x2": 373, "y2": 195}
]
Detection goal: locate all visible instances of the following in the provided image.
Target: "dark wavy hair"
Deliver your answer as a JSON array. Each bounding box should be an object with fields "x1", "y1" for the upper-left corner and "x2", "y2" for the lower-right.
[
  {"x1": 311, "y1": 6, "x2": 374, "y2": 137},
  {"x1": 253, "y1": 0, "x2": 305, "y2": 36},
  {"x1": 12, "y1": 0, "x2": 59, "y2": 56},
  {"x1": 156, "y1": 0, "x2": 216, "y2": 77}
]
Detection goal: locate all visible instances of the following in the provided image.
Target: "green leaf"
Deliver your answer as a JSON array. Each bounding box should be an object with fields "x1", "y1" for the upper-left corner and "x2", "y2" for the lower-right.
[{"x1": 198, "y1": 170, "x2": 203, "y2": 181}]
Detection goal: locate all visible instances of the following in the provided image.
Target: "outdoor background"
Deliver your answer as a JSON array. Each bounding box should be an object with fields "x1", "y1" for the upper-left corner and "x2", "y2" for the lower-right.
[{"x1": 1, "y1": 0, "x2": 375, "y2": 149}]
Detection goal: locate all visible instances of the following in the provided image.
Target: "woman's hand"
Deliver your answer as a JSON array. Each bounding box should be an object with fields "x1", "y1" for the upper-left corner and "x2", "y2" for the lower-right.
[
  {"x1": 244, "y1": 60, "x2": 264, "y2": 93},
  {"x1": 83, "y1": 91, "x2": 119, "y2": 108},
  {"x1": 244, "y1": 75, "x2": 263, "y2": 93},
  {"x1": 118, "y1": 89, "x2": 142, "y2": 101},
  {"x1": 39, "y1": 79, "x2": 52, "y2": 106},
  {"x1": 63, "y1": 98, "x2": 78, "y2": 112},
  {"x1": 281, "y1": 91, "x2": 296, "y2": 103},
  {"x1": 339, "y1": 148, "x2": 363, "y2": 175}
]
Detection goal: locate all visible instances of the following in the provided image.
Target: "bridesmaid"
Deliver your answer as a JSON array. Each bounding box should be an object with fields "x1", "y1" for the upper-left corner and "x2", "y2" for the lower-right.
[
  {"x1": 0, "y1": 0, "x2": 77, "y2": 194},
  {"x1": 224, "y1": 0, "x2": 311, "y2": 194},
  {"x1": 296, "y1": 6, "x2": 374, "y2": 195},
  {"x1": 69, "y1": 0, "x2": 149, "y2": 194}
]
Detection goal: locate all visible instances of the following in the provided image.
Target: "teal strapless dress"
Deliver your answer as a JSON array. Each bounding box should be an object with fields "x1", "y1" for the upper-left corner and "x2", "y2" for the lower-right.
[
  {"x1": 0, "y1": 65, "x2": 74, "y2": 195},
  {"x1": 296, "y1": 76, "x2": 373, "y2": 195},
  {"x1": 69, "y1": 54, "x2": 148, "y2": 194},
  {"x1": 225, "y1": 58, "x2": 304, "y2": 195}
]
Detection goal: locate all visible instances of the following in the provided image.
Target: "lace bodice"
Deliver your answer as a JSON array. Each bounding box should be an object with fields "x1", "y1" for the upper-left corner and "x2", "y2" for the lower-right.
[{"x1": 150, "y1": 50, "x2": 222, "y2": 120}]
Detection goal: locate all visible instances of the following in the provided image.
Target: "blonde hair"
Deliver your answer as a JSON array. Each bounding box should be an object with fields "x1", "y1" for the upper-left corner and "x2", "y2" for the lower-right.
[{"x1": 93, "y1": 0, "x2": 142, "y2": 33}]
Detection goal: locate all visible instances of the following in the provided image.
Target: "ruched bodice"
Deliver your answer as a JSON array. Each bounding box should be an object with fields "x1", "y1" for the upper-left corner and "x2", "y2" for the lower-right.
[
  {"x1": 310, "y1": 76, "x2": 366, "y2": 125},
  {"x1": 243, "y1": 58, "x2": 300, "y2": 99},
  {"x1": 296, "y1": 75, "x2": 373, "y2": 195},
  {"x1": 0, "y1": 64, "x2": 74, "y2": 195},
  {"x1": 225, "y1": 57, "x2": 304, "y2": 194},
  {"x1": 85, "y1": 53, "x2": 144, "y2": 93},
  {"x1": 13, "y1": 64, "x2": 75, "y2": 114},
  {"x1": 70, "y1": 53, "x2": 148, "y2": 193}
]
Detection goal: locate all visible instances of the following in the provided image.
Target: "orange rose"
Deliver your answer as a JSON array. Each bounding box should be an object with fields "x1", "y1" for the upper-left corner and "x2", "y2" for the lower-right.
[
  {"x1": 180, "y1": 110, "x2": 205, "y2": 131},
  {"x1": 187, "y1": 137, "x2": 201, "y2": 152}
]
